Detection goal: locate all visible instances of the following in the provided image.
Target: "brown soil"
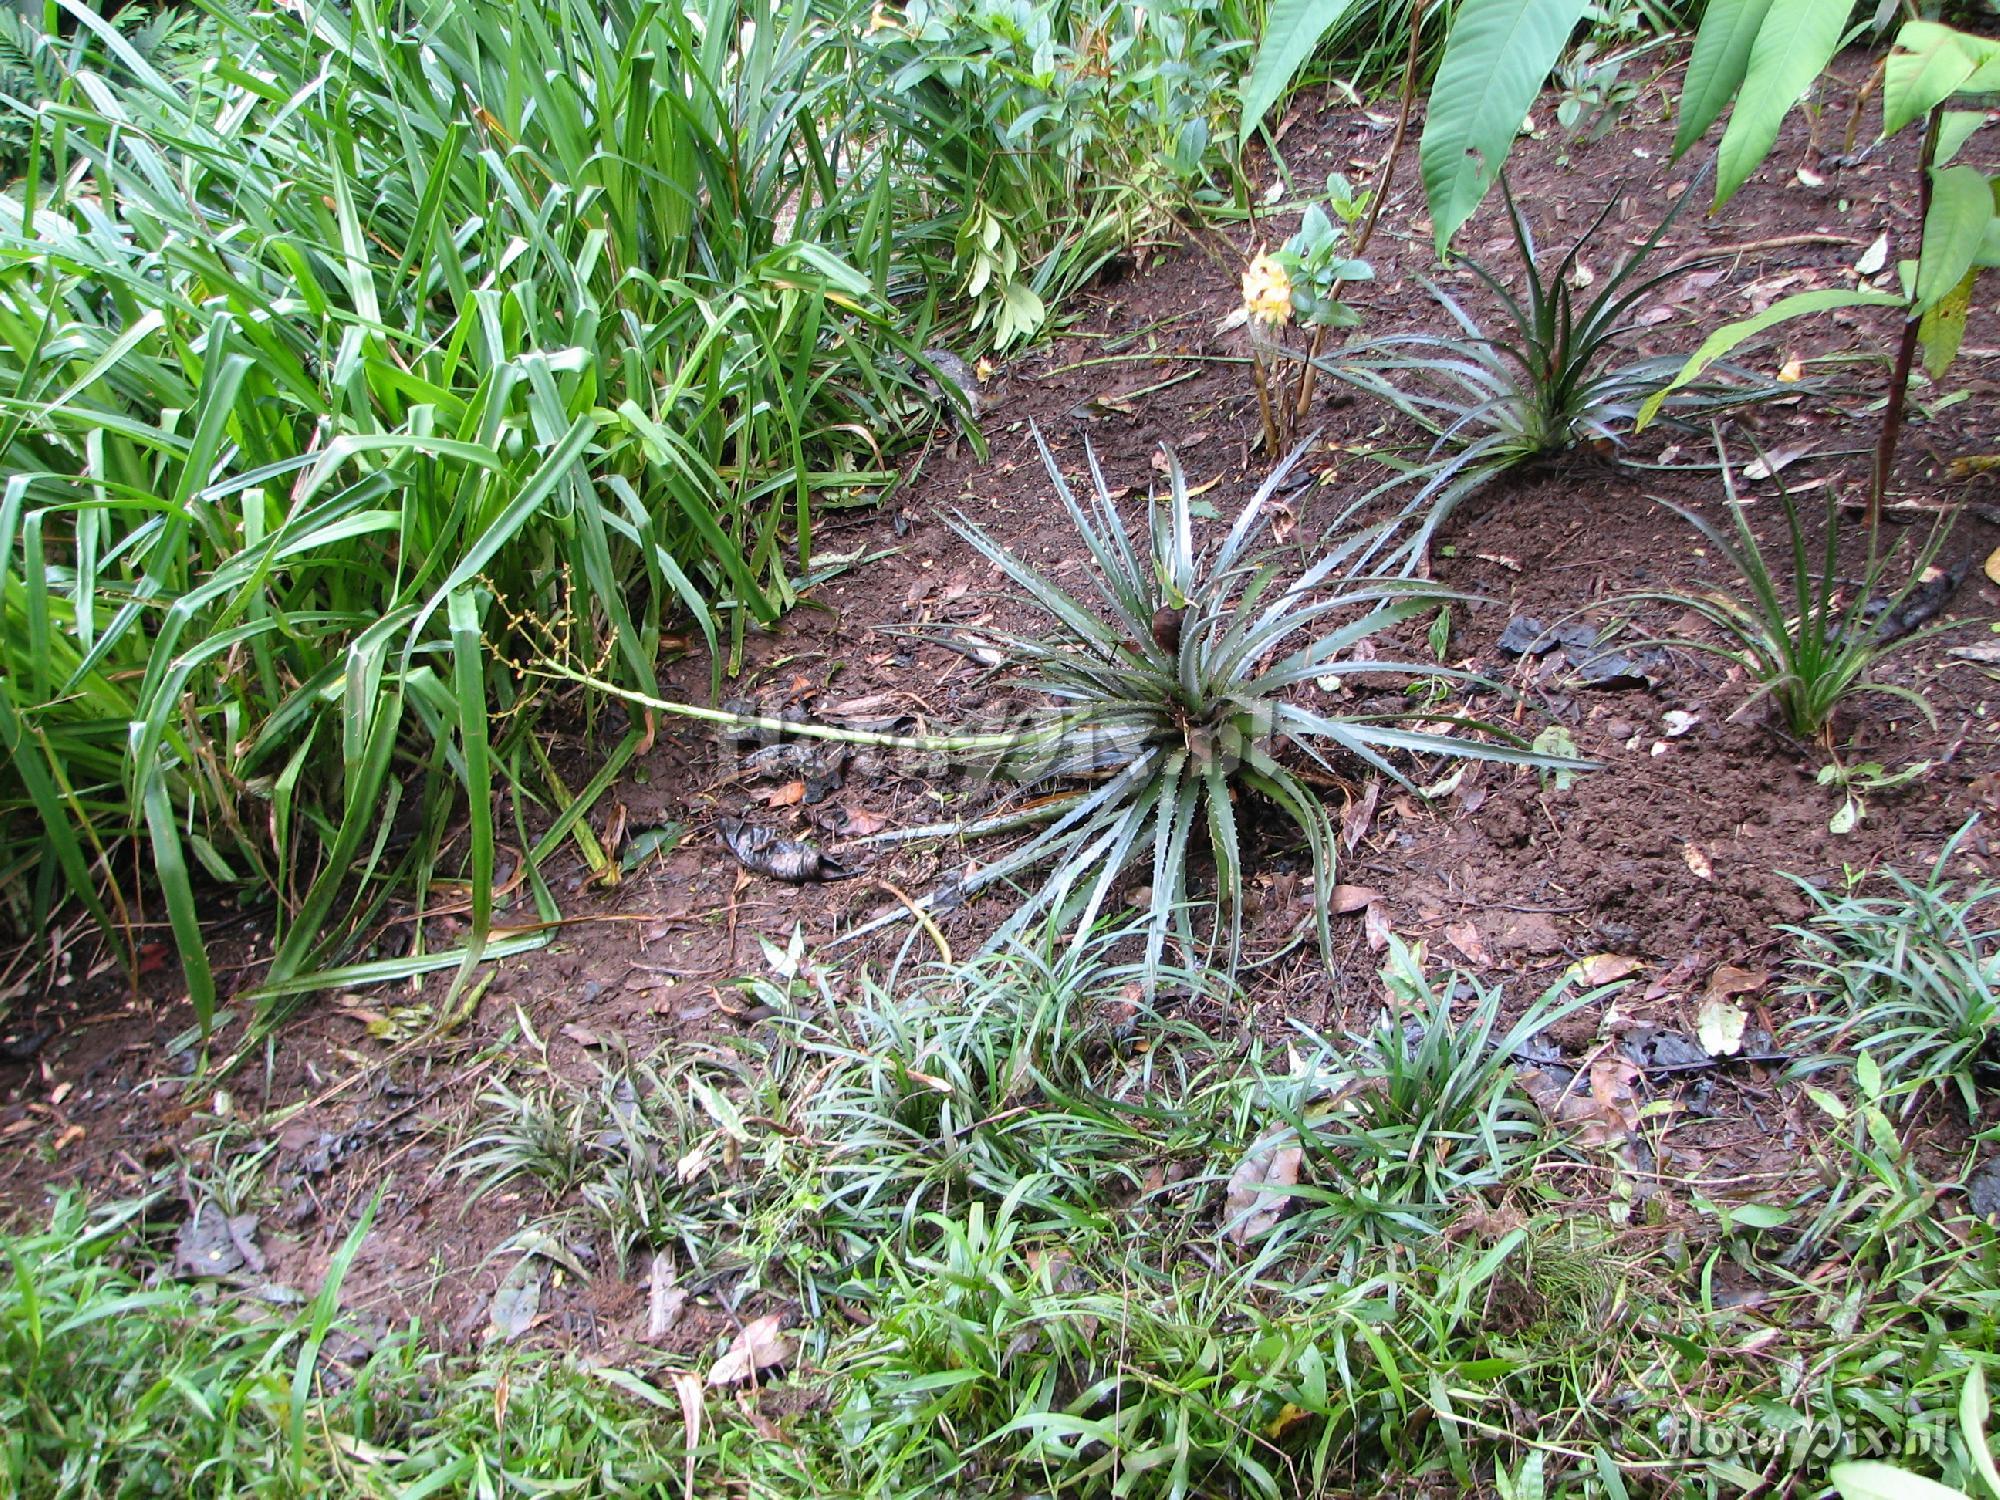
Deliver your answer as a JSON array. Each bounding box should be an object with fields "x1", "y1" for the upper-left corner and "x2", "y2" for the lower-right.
[{"x1": 4, "y1": 54, "x2": 1998, "y2": 1355}]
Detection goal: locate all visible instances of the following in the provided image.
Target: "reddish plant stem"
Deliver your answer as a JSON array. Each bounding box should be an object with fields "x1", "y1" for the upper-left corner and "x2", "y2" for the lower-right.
[
  {"x1": 1870, "y1": 105, "x2": 1941, "y2": 527},
  {"x1": 1287, "y1": 0, "x2": 1428, "y2": 433}
]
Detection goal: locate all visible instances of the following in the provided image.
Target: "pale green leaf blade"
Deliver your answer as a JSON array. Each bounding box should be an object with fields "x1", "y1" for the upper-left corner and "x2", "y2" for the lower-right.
[
  {"x1": 1936, "y1": 110, "x2": 1988, "y2": 166},
  {"x1": 1673, "y1": 0, "x2": 1777, "y2": 158},
  {"x1": 1960, "y1": 1365, "x2": 2000, "y2": 1500},
  {"x1": 1419, "y1": 0, "x2": 1591, "y2": 253},
  {"x1": 1634, "y1": 288, "x2": 1904, "y2": 430},
  {"x1": 1914, "y1": 164, "x2": 1995, "y2": 314},
  {"x1": 1714, "y1": 0, "x2": 1852, "y2": 207},
  {"x1": 1883, "y1": 20, "x2": 1987, "y2": 137},
  {"x1": 1919, "y1": 269, "x2": 1977, "y2": 379},
  {"x1": 1827, "y1": 1460, "x2": 1974, "y2": 1500},
  {"x1": 1239, "y1": 0, "x2": 1364, "y2": 147}
]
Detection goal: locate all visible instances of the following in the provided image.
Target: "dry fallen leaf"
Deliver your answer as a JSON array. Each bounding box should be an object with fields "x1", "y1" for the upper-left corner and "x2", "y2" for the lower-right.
[
  {"x1": 647, "y1": 1251, "x2": 688, "y2": 1343},
  {"x1": 1985, "y1": 546, "x2": 2000, "y2": 588},
  {"x1": 1570, "y1": 953, "x2": 1643, "y2": 987},
  {"x1": 1585, "y1": 1057, "x2": 1643, "y2": 1145},
  {"x1": 838, "y1": 806, "x2": 886, "y2": 836},
  {"x1": 1853, "y1": 232, "x2": 1890, "y2": 276},
  {"x1": 1704, "y1": 964, "x2": 1768, "y2": 1003},
  {"x1": 1683, "y1": 844, "x2": 1715, "y2": 882},
  {"x1": 1341, "y1": 780, "x2": 1381, "y2": 850},
  {"x1": 1742, "y1": 444, "x2": 1811, "y2": 481},
  {"x1": 1443, "y1": 920, "x2": 1491, "y2": 967},
  {"x1": 484, "y1": 1258, "x2": 542, "y2": 1346},
  {"x1": 767, "y1": 780, "x2": 806, "y2": 808},
  {"x1": 1225, "y1": 1130, "x2": 1304, "y2": 1247},
  {"x1": 707, "y1": 1313, "x2": 794, "y2": 1388},
  {"x1": 1777, "y1": 354, "x2": 1805, "y2": 382},
  {"x1": 672, "y1": 1371, "x2": 704, "y2": 1500},
  {"x1": 1363, "y1": 903, "x2": 1393, "y2": 953},
  {"x1": 1517, "y1": 1057, "x2": 1640, "y2": 1150},
  {"x1": 1330, "y1": 884, "x2": 1380, "y2": 914}
]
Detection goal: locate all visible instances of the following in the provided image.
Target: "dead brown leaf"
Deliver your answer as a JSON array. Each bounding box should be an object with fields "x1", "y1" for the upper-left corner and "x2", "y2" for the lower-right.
[
  {"x1": 1585, "y1": 1057, "x2": 1642, "y2": 1145},
  {"x1": 707, "y1": 1313, "x2": 794, "y2": 1388},
  {"x1": 1704, "y1": 964, "x2": 1768, "y2": 1003},
  {"x1": 1443, "y1": 920, "x2": 1491, "y2": 967},
  {"x1": 672, "y1": 1372, "x2": 704, "y2": 1500},
  {"x1": 1225, "y1": 1131, "x2": 1303, "y2": 1247},
  {"x1": 1643, "y1": 952, "x2": 1704, "y2": 1002},
  {"x1": 1683, "y1": 844, "x2": 1715, "y2": 882},
  {"x1": 1571, "y1": 954, "x2": 1643, "y2": 987},
  {"x1": 1330, "y1": 884, "x2": 1380, "y2": 915},
  {"x1": 1518, "y1": 1056, "x2": 1641, "y2": 1152},
  {"x1": 647, "y1": 1250, "x2": 688, "y2": 1342},
  {"x1": 1341, "y1": 780, "x2": 1381, "y2": 850},
  {"x1": 767, "y1": 781, "x2": 806, "y2": 808},
  {"x1": 839, "y1": 806, "x2": 886, "y2": 836},
  {"x1": 1363, "y1": 904, "x2": 1393, "y2": 953}
]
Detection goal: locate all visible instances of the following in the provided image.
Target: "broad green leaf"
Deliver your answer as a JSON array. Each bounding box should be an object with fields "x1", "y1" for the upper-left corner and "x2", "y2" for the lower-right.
[
  {"x1": 1827, "y1": 1461, "x2": 1972, "y2": 1500},
  {"x1": 1714, "y1": 0, "x2": 1852, "y2": 207},
  {"x1": 1419, "y1": 0, "x2": 1590, "y2": 253},
  {"x1": 1938, "y1": 110, "x2": 1989, "y2": 165},
  {"x1": 1673, "y1": 0, "x2": 1777, "y2": 158},
  {"x1": 1635, "y1": 288, "x2": 1904, "y2": 429},
  {"x1": 1915, "y1": 165, "x2": 1996, "y2": 314},
  {"x1": 1238, "y1": 0, "x2": 1364, "y2": 147},
  {"x1": 1980, "y1": 215, "x2": 2000, "y2": 269},
  {"x1": 1882, "y1": 20, "x2": 1999, "y2": 136}
]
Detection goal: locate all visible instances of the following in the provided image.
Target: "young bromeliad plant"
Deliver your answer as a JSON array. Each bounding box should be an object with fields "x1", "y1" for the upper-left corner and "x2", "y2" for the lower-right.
[
  {"x1": 1316, "y1": 175, "x2": 1777, "y2": 561},
  {"x1": 1625, "y1": 435, "x2": 1959, "y2": 743},
  {"x1": 935, "y1": 428, "x2": 1584, "y2": 985}
]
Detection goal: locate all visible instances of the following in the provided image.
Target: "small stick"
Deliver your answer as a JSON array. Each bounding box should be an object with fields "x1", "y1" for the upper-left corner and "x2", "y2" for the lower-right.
[{"x1": 871, "y1": 880, "x2": 951, "y2": 966}]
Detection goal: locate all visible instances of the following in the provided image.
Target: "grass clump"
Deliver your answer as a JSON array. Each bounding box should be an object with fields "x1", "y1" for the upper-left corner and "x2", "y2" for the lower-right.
[
  {"x1": 1250, "y1": 937, "x2": 1599, "y2": 1252},
  {"x1": 1784, "y1": 822, "x2": 2000, "y2": 1118},
  {"x1": 1633, "y1": 445, "x2": 1957, "y2": 740}
]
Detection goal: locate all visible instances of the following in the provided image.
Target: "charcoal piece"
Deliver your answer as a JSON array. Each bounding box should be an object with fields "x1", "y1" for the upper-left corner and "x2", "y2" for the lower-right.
[
  {"x1": 1863, "y1": 558, "x2": 1969, "y2": 645},
  {"x1": 1968, "y1": 1158, "x2": 2000, "y2": 1220},
  {"x1": 1622, "y1": 1026, "x2": 1711, "y2": 1072},
  {"x1": 1565, "y1": 643, "x2": 1668, "y2": 690},
  {"x1": 1499, "y1": 616, "x2": 1599, "y2": 657},
  {"x1": 720, "y1": 817, "x2": 855, "y2": 882}
]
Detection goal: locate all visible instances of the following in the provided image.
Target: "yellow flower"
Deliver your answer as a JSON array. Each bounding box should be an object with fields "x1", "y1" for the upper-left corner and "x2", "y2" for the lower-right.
[
  {"x1": 866, "y1": 2, "x2": 900, "y2": 33},
  {"x1": 1241, "y1": 252, "x2": 1292, "y2": 329}
]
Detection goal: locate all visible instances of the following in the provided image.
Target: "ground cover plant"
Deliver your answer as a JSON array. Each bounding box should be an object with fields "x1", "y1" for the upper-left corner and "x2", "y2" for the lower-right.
[
  {"x1": 1314, "y1": 174, "x2": 1783, "y2": 556},
  {"x1": 9, "y1": 927, "x2": 2000, "y2": 1496}
]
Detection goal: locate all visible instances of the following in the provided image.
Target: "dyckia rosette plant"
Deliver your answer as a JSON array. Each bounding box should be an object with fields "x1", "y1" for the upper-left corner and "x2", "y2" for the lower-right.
[{"x1": 945, "y1": 428, "x2": 1584, "y2": 985}]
